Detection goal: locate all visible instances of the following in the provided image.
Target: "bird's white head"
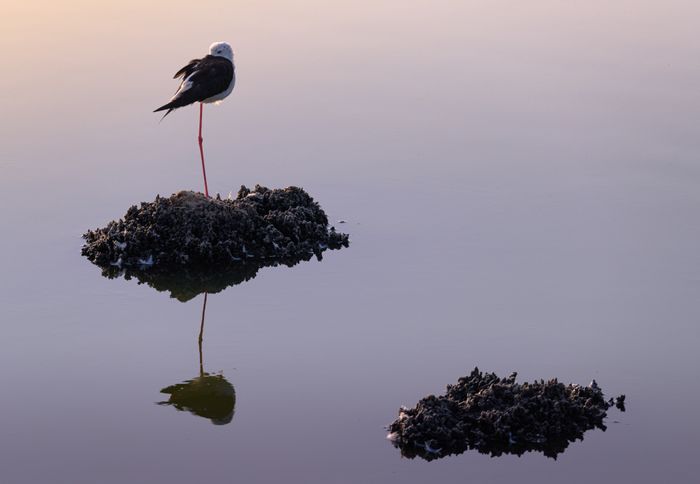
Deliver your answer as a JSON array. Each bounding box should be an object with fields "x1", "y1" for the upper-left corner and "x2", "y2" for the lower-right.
[{"x1": 209, "y1": 41, "x2": 234, "y2": 62}]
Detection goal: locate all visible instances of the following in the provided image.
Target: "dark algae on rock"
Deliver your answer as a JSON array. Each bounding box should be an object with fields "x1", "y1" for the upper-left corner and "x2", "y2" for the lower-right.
[
  {"x1": 81, "y1": 185, "x2": 348, "y2": 297},
  {"x1": 387, "y1": 368, "x2": 626, "y2": 460}
]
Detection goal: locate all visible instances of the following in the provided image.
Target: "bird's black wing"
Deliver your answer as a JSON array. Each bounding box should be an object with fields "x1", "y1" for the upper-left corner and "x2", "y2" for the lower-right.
[
  {"x1": 155, "y1": 56, "x2": 234, "y2": 115},
  {"x1": 181, "y1": 55, "x2": 234, "y2": 101},
  {"x1": 173, "y1": 58, "x2": 201, "y2": 80}
]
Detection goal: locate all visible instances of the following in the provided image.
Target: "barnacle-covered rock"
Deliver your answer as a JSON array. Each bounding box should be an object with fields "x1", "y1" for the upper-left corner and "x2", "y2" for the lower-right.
[
  {"x1": 387, "y1": 368, "x2": 626, "y2": 460},
  {"x1": 82, "y1": 185, "x2": 349, "y2": 272}
]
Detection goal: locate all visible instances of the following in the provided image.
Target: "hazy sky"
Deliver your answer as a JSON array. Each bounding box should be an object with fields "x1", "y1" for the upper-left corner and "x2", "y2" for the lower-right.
[{"x1": 2, "y1": 1, "x2": 699, "y2": 192}]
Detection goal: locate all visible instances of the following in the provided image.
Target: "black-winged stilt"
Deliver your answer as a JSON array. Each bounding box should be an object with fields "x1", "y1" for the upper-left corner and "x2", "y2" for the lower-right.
[{"x1": 154, "y1": 42, "x2": 236, "y2": 197}]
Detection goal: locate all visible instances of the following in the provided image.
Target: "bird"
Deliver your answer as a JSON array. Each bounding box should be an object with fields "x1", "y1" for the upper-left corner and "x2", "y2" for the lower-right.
[{"x1": 154, "y1": 41, "x2": 236, "y2": 198}]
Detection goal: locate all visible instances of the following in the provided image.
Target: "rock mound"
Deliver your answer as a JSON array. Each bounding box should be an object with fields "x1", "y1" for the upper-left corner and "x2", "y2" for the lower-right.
[
  {"x1": 82, "y1": 185, "x2": 349, "y2": 270},
  {"x1": 387, "y1": 368, "x2": 625, "y2": 460}
]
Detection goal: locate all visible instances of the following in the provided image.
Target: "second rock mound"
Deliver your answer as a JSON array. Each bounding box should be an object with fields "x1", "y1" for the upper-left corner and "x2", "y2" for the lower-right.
[{"x1": 388, "y1": 368, "x2": 625, "y2": 460}]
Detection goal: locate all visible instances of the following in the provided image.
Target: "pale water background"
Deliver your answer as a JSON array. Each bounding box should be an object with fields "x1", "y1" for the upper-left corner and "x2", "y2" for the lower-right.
[{"x1": 1, "y1": 1, "x2": 699, "y2": 483}]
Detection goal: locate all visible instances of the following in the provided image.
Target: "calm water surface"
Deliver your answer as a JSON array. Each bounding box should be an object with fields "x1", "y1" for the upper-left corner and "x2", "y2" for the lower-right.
[{"x1": 1, "y1": 1, "x2": 699, "y2": 483}]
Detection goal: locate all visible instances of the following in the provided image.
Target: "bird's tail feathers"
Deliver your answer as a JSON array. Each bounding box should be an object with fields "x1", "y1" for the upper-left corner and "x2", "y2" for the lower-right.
[
  {"x1": 154, "y1": 102, "x2": 176, "y2": 122},
  {"x1": 159, "y1": 108, "x2": 174, "y2": 122}
]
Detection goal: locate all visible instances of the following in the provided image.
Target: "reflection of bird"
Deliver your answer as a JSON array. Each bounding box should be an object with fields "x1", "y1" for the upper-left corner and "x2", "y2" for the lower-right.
[
  {"x1": 158, "y1": 293, "x2": 236, "y2": 425},
  {"x1": 159, "y1": 373, "x2": 235, "y2": 425},
  {"x1": 154, "y1": 42, "x2": 236, "y2": 197}
]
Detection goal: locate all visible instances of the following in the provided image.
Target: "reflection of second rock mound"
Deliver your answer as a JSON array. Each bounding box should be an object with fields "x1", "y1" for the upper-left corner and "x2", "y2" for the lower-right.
[
  {"x1": 81, "y1": 185, "x2": 349, "y2": 270},
  {"x1": 159, "y1": 373, "x2": 236, "y2": 425}
]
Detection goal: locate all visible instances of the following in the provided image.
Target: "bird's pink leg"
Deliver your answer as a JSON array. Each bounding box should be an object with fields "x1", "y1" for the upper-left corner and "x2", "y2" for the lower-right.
[{"x1": 198, "y1": 103, "x2": 209, "y2": 197}]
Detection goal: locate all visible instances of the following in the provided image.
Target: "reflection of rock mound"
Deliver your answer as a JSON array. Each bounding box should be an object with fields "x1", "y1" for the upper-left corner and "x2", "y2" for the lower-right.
[
  {"x1": 81, "y1": 185, "x2": 349, "y2": 270},
  {"x1": 99, "y1": 261, "x2": 265, "y2": 302},
  {"x1": 388, "y1": 368, "x2": 626, "y2": 461},
  {"x1": 159, "y1": 373, "x2": 236, "y2": 425}
]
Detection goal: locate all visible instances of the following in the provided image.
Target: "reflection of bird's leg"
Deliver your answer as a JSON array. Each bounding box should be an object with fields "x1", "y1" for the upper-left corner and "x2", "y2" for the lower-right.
[
  {"x1": 198, "y1": 292, "x2": 208, "y2": 376},
  {"x1": 198, "y1": 103, "x2": 209, "y2": 197}
]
